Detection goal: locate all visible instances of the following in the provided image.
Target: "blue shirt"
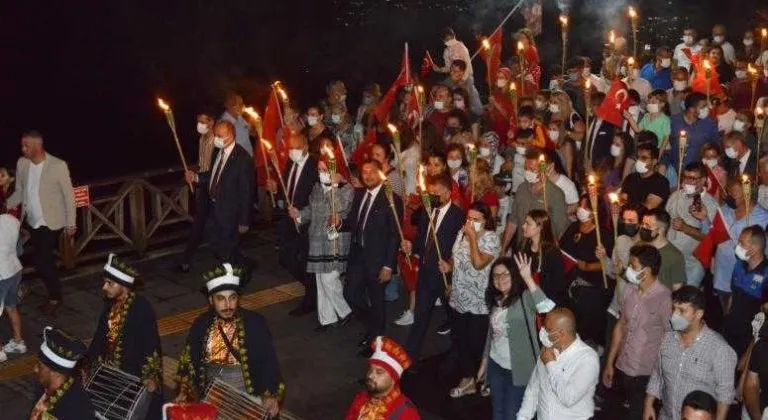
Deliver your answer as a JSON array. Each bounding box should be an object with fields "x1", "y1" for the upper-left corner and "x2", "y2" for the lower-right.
[
  {"x1": 221, "y1": 111, "x2": 253, "y2": 157},
  {"x1": 711, "y1": 205, "x2": 768, "y2": 292},
  {"x1": 669, "y1": 114, "x2": 720, "y2": 167},
  {"x1": 639, "y1": 63, "x2": 672, "y2": 91},
  {"x1": 732, "y1": 259, "x2": 768, "y2": 301}
]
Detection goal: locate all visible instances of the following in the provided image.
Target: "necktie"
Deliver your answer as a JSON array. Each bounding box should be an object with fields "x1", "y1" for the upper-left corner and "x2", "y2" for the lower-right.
[
  {"x1": 209, "y1": 152, "x2": 227, "y2": 197},
  {"x1": 357, "y1": 192, "x2": 373, "y2": 246},
  {"x1": 286, "y1": 163, "x2": 298, "y2": 203}
]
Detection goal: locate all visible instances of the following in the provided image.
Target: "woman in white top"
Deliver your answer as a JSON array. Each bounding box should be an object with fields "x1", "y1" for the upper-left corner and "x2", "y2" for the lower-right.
[
  {"x1": 443, "y1": 201, "x2": 500, "y2": 398},
  {"x1": 0, "y1": 211, "x2": 25, "y2": 362}
]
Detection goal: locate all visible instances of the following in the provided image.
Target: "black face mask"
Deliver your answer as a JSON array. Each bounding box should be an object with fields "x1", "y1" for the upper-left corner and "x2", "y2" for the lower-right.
[
  {"x1": 724, "y1": 196, "x2": 738, "y2": 209},
  {"x1": 621, "y1": 223, "x2": 639, "y2": 237},
  {"x1": 429, "y1": 194, "x2": 442, "y2": 209},
  {"x1": 639, "y1": 227, "x2": 657, "y2": 243}
]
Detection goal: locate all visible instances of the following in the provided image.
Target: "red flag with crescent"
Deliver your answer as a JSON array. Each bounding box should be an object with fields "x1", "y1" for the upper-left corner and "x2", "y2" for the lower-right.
[
  {"x1": 595, "y1": 80, "x2": 632, "y2": 127},
  {"x1": 255, "y1": 90, "x2": 284, "y2": 186},
  {"x1": 479, "y1": 30, "x2": 503, "y2": 83}
]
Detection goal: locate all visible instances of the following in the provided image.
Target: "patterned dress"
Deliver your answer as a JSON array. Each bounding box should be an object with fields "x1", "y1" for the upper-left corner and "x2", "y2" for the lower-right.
[
  {"x1": 449, "y1": 230, "x2": 500, "y2": 315},
  {"x1": 301, "y1": 182, "x2": 354, "y2": 274}
]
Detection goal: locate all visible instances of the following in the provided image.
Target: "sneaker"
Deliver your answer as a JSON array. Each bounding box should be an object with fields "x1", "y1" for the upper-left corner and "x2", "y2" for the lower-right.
[
  {"x1": 394, "y1": 310, "x2": 414, "y2": 326},
  {"x1": 3, "y1": 340, "x2": 27, "y2": 354},
  {"x1": 437, "y1": 322, "x2": 452, "y2": 335},
  {"x1": 0, "y1": 350, "x2": 6, "y2": 362}
]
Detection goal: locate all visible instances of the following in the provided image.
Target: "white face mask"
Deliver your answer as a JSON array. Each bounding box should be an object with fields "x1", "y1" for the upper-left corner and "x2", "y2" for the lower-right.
[
  {"x1": 713, "y1": 35, "x2": 725, "y2": 44},
  {"x1": 631, "y1": 68, "x2": 640, "y2": 79},
  {"x1": 698, "y1": 107, "x2": 710, "y2": 119},
  {"x1": 683, "y1": 35, "x2": 694, "y2": 45},
  {"x1": 582, "y1": 67, "x2": 591, "y2": 77},
  {"x1": 548, "y1": 104, "x2": 560, "y2": 113},
  {"x1": 319, "y1": 171, "x2": 331, "y2": 184},
  {"x1": 434, "y1": 101, "x2": 445, "y2": 111},
  {"x1": 479, "y1": 147, "x2": 491, "y2": 157},
  {"x1": 702, "y1": 158, "x2": 718, "y2": 168},
  {"x1": 538, "y1": 327, "x2": 554, "y2": 348},
  {"x1": 289, "y1": 149, "x2": 305, "y2": 163},
  {"x1": 339, "y1": 94, "x2": 347, "y2": 103},
  {"x1": 576, "y1": 207, "x2": 592, "y2": 222},
  {"x1": 575, "y1": 140, "x2": 582, "y2": 150},
  {"x1": 535, "y1": 100, "x2": 546, "y2": 110},
  {"x1": 331, "y1": 114, "x2": 341, "y2": 124},
  {"x1": 454, "y1": 99, "x2": 466, "y2": 110},
  {"x1": 197, "y1": 122, "x2": 210, "y2": 135},
  {"x1": 496, "y1": 79, "x2": 507, "y2": 88},
  {"x1": 548, "y1": 130, "x2": 560, "y2": 141},
  {"x1": 660, "y1": 58, "x2": 672, "y2": 68},
  {"x1": 647, "y1": 103, "x2": 660, "y2": 114},
  {"x1": 620, "y1": 66, "x2": 628, "y2": 76},
  {"x1": 744, "y1": 39, "x2": 754, "y2": 46},
  {"x1": 624, "y1": 266, "x2": 643, "y2": 285},
  {"x1": 447, "y1": 159, "x2": 462, "y2": 169},
  {"x1": 635, "y1": 160, "x2": 649, "y2": 174},
  {"x1": 725, "y1": 146, "x2": 738, "y2": 159},
  {"x1": 472, "y1": 221, "x2": 483, "y2": 232},
  {"x1": 307, "y1": 116, "x2": 319, "y2": 126},
  {"x1": 735, "y1": 70, "x2": 747, "y2": 80},
  {"x1": 524, "y1": 170, "x2": 540, "y2": 184},
  {"x1": 213, "y1": 136, "x2": 226, "y2": 149},
  {"x1": 515, "y1": 146, "x2": 527, "y2": 155},
  {"x1": 683, "y1": 184, "x2": 698, "y2": 195},
  {"x1": 733, "y1": 120, "x2": 746, "y2": 132},
  {"x1": 673, "y1": 80, "x2": 688, "y2": 91},
  {"x1": 610, "y1": 144, "x2": 623, "y2": 157},
  {"x1": 736, "y1": 244, "x2": 750, "y2": 261}
]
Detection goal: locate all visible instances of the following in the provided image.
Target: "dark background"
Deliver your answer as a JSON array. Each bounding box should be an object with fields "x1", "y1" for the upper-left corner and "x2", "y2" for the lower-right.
[{"x1": 1, "y1": 0, "x2": 766, "y2": 184}]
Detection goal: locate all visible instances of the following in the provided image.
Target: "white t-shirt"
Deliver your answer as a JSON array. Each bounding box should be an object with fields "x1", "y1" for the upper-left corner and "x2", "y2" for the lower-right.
[
  {"x1": 25, "y1": 161, "x2": 46, "y2": 229},
  {"x1": 554, "y1": 174, "x2": 579, "y2": 205},
  {"x1": 717, "y1": 108, "x2": 737, "y2": 133}
]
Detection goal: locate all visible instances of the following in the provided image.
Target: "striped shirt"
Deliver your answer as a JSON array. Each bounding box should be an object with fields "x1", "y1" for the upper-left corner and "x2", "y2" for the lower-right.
[{"x1": 198, "y1": 133, "x2": 215, "y2": 172}]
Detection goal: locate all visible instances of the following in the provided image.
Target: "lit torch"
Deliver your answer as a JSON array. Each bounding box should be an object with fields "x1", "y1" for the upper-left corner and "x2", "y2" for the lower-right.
[
  {"x1": 585, "y1": 79, "x2": 592, "y2": 137},
  {"x1": 609, "y1": 30, "x2": 616, "y2": 53},
  {"x1": 387, "y1": 123, "x2": 405, "y2": 178},
  {"x1": 559, "y1": 14, "x2": 569, "y2": 77},
  {"x1": 609, "y1": 192, "x2": 620, "y2": 243},
  {"x1": 244, "y1": 107, "x2": 275, "y2": 207},
  {"x1": 379, "y1": 170, "x2": 412, "y2": 269},
  {"x1": 743, "y1": 174, "x2": 752, "y2": 225},
  {"x1": 466, "y1": 144, "x2": 478, "y2": 202},
  {"x1": 762, "y1": 28, "x2": 767, "y2": 53},
  {"x1": 263, "y1": 139, "x2": 298, "y2": 232},
  {"x1": 539, "y1": 154, "x2": 548, "y2": 211},
  {"x1": 322, "y1": 144, "x2": 339, "y2": 255},
  {"x1": 587, "y1": 174, "x2": 608, "y2": 288},
  {"x1": 703, "y1": 59, "x2": 712, "y2": 102},
  {"x1": 509, "y1": 82, "x2": 518, "y2": 116},
  {"x1": 678, "y1": 130, "x2": 688, "y2": 189},
  {"x1": 416, "y1": 85, "x2": 425, "y2": 144},
  {"x1": 482, "y1": 38, "x2": 493, "y2": 90},
  {"x1": 157, "y1": 98, "x2": 193, "y2": 192},
  {"x1": 517, "y1": 41, "x2": 526, "y2": 96},
  {"x1": 628, "y1": 6, "x2": 638, "y2": 58}
]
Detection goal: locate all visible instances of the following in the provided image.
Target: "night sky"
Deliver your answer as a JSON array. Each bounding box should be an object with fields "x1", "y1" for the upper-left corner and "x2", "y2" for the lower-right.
[{"x1": 1, "y1": 0, "x2": 765, "y2": 182}]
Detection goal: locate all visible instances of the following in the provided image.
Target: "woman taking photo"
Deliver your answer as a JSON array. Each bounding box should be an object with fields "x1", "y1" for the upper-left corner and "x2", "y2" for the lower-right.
[
  {"x1": 519, "y1": 209, "x2": 567, "y2": 306},
  {"x1": 444, "y1": 202, "x2": 500, "y2": 398},
  {"x1": 482, "y1": 254, "x2": 555, "y2": 419}
]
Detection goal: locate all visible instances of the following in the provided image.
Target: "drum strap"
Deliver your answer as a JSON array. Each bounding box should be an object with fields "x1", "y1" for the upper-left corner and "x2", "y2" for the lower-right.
[
  {"x1": 387, "y1": 399, "x2": 415, "y2": 420},
  {"x1": 217, "y1": 322, "x2": 242, "y2": 364}
]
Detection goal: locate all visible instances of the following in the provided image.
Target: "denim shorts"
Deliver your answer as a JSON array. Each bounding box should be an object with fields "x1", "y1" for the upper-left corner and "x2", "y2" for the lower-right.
[{"x1": 0, "y1": 270, "x2": 22, "y2": 308}]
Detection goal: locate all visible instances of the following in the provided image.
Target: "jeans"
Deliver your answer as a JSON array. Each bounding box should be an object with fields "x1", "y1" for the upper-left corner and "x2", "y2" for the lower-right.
[
  {"x1": 29, "y1": 226, "x2": 62, "y2": 301},
  {"x1": 487, "y1": 358, "x2": 525, "y2": 420}
]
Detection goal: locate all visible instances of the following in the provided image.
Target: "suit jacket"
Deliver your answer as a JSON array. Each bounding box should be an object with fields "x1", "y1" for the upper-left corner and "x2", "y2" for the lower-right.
[
  {"x1": 586, "y1": 118, "x2": 617, "y2": 170},
  {"x1": 412, "y1": 203, "x2": 464, "y2": 278},
  {"x1": 198, "y1": 144, "x2": 254, "y2": 231},
  {"x1": 8, "y1": 153, "x2": 76, "y2": 230},
  {"x1": 278, "y1": 156, "x2": 319, "y2": 239},
  {"x1": 344, "y1": 186, "x2": 403, "y2": 277},
  {"x1": 725, "y1": 152, "x2": 757, "y2": 179}
]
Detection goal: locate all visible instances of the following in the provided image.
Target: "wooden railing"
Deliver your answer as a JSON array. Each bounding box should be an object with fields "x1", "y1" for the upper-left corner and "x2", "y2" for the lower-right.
[{"x1": 54, "y1": 166, "x2": 194, "y2": 269}]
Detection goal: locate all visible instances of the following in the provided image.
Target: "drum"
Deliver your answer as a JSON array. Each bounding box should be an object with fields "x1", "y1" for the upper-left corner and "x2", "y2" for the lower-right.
[
  {"x1": 85, "y1": 364, "x2": 150, "y2": 420},
  {"x1": 203, "y1": 379, "x2": 269, "y2": 420}
]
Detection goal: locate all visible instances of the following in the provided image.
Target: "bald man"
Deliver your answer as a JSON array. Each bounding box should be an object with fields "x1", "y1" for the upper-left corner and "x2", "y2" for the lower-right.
[{"x1": 517, "y1": 308, "x2": 600, "y2": 420}]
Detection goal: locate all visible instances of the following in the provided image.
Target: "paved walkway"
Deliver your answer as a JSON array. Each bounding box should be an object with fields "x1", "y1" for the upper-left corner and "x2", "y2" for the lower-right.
[{"x1": 0, "y1": 230, "x2": 485, "y2": 419}]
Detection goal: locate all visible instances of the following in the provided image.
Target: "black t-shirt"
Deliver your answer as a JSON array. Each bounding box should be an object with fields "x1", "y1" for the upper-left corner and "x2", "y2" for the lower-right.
[
  {"x1": 559, "y1": 222, "x2": 614, "y2": 288},
  {"x1": 621, "y1": 172, "x2": 671, "y2": 209},
  {"x1": 749, "y1": 339, "x2": 768, "y2": 412}
]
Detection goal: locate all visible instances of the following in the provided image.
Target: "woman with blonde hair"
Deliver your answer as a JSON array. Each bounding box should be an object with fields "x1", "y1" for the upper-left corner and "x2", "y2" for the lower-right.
[
  {"x1": 465, "y1": 159, "x2": 499, "y2": 219},
  {"x1": 548, "y1": 91, "x2": 582, "y2": 131}
]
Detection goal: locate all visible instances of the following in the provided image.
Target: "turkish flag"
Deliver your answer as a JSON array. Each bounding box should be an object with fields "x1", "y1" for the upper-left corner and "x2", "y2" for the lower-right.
[
  {"x1": 420, "y1": 52, "x2": 432, "y2": 79},
  {"x1": 694, "y1": 208, "x2": 732, "y2": 269},
  {"x1": 690, "y1": 54, "x2": 723, "y2": 97},
  {"x1": 479, "y1": 30, "x2": 503, "y2": 83},
  {"x1": 595, "y1": 79, "x2": 632, "y2": 127},
  {"x1": 255, "y1": 90, "x2": 284, "y2": 186},
  {"x1": 561, "y1": 249, "x2": 578, "y2": 273}
]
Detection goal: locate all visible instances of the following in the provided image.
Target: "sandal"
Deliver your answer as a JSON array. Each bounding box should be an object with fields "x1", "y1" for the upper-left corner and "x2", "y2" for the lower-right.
[{"x1": 449, "y1": 379, "x2": 477, "y2": 399}]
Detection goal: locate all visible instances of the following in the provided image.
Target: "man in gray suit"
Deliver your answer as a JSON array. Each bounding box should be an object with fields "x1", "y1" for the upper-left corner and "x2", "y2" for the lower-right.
[{"x1": 8, "y1": 130, "x2": 76, "y2": 315}]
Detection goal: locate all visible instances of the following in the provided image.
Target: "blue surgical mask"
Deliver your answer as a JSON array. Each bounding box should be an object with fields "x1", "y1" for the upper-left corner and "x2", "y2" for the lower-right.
[
  {"x1": 670, "y1": 313, "x2": 690, "y2": 331},
  {"x1": 568, "y1": 72, "x2": 579, "y2": 82}
]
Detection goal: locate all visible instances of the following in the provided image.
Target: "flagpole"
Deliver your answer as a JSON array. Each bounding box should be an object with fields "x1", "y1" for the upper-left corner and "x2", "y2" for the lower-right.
[{"x1": 470, "y1": 0, "x2": 527, "y2": 61}]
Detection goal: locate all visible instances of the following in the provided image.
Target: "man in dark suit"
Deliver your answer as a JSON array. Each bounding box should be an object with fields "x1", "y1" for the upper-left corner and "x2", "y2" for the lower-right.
[
  {"x1": 403, "y1": 172, "x2": 464, "y2": 364},
  {"x1": 184, "y1": 120, "x2": 254, "y2": 269},
  {"x1": 341, "y1": 159, "x2": 402, "y2": 357},
  {"x1": 723, "y1": 130, "x2": 757, "y2": 179},
  {"x1": 266, "y1": 133, "x2": 319, "y2": 316}
]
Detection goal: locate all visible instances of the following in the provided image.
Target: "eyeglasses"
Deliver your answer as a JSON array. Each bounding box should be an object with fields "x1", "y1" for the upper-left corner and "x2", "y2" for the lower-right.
[{"x1": 493, "y1": 272, "x2": 511, "y2": 280}]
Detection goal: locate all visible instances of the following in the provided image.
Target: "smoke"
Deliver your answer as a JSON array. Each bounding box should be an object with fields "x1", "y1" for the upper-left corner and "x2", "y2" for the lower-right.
[{"x1": 555, "y1": 0, "x2": 571, "y2": 14}]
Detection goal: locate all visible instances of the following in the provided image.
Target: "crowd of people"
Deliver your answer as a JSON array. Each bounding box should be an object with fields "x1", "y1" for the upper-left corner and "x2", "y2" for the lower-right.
[{"x1": 3, "y1": 13, "x2": 768, "y2": 420}]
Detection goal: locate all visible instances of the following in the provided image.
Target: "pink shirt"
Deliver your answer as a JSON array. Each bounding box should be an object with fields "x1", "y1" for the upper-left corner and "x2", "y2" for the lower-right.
[{"x1": 615, "y1": 280, "x2": 672, "y2": 377}]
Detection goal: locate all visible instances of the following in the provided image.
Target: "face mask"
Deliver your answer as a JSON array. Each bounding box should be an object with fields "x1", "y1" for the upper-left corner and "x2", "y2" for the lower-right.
[
  {"x1": 660, "y1": 58, "x2": 672, "y2": 68},
  {"x1": 673, "y1": 80, "x2": 688, "y2": 91},
  {"x1": 307, "y1": 116, "x2": 319, "y2": 126},
  {"x1": 535, "y1": 100, "x2": 546, "y2": 110},
  {"x1": 725, "y1": 146, "x2": 738, "y2": 159},
  {"x1": 515, "y1": 146, "x2": 526, "y2": 155},
  {"x1": 683, "y1": 35, "x2": 694, "y2": 45},
  {"x1": 429, "y1": 194, "x2": 442, "y2": 209},
  {"x1": 548, "y1": 130, "x2": 560, "y2": 141},
  {"x1": 610, "y1": 144, "x2": 623, "y2": 157},
  {"x1": 698, "y1": 107, "x2": 710, "y2": 120},
  {"x1": 582, "y1": 67, "x2": 591, "y2": 77},
  {"x1": 724, "y1": 195, "x2": 738, "y2": 209},
  {"x1": 496, "y1": 79, "x2": 507, "y2": 88},
  {"x1": 670, "y1": 313, "x2": 690, "y2": 331},
  {"x1": 702, "y1": 158, "x2": 718, "y2": 168},
  {"x1": 735, "y1": 70, "x2": 747, "y2": 80},
  {"x1": 575, "y1": 140, "x2": 582, "y2": 150},
  {"x1": 472, "y1": 221, "x2": 483, "y2": 232},
  {"x1": 434, "y1": 101, "x2": 445, "y2": 111},
  {"x1": 454, "y1": 99, "x2": 466, "y2": 110},
  {"x1": 647, "y1": 103, "x2": 661, "y2": 114},
  {"x1": 624, "y1": 266, "x2": 643, "y2": 285},
  {"x1": 548, "y1": 104, "x2": 560, "y2": 113},
  {"x1": 289, "y1": 149, "x2": 305, "y2": 163},
  {"x1": 197, "y1": 122, "x2": 210, "y2": 135},
  {"x1": 576, "y1": 207, "x2": 592, "y2": 223},
  {"x1": 568, "y1": 72, "x2": 579, "y2": 82},
  {"x1": 363, "y1": 97, "x2": 374, "y2": 106},
  {"x1": 622, "y1": 222, "x2": 639, "y2": 237},
  {"x1": 683, "y1": 184, "x2": 698, "y2": 195},
  {"x1": 447, "y1": 159, "x2": 462, "y2": 169},
  {"x1": 736, "y1": 244, "x2": 750, "y2": 261},
  {"x1": 620, "y1": 66, "x2": 628, "y2": 76},
  {"x1": 524, "y1": 170, "x2": 540, "y2": 184},
  {"x1": 519, "y1": 122, "x2": 531, "y2": 130},
  {"x1": 744, "y1": 38, "x2": 754, "y2": 46},
  {"x1": 213, "y1": 136, "x2": 226, "y2": 149},
  {"x1": 733, "y1": 120, "x2": 746, "y2": 132},
  {"x1": 629, "y1": 105, "x2": 640, "y2": 116},
  {"x1": 635, "y1": 160, "x2": 649, "y2": 174},
  {"x1": 538, "y1": 327, "x2": 554, "y2": 348},
  {"x1": 713, "y1": 35, "x2": 725, "y2": 44},
  {"x1": 639, "y1": 227, "x2": 657, "y2": 242},
  {"x1": 319, "y1": 171, "x2": 331, "y2": 185},
  {"x1": 631, "y1": 69, "x2": 641, "y2": 79},
  {"x1": 479, "y1": 147, "x2": 491, "y2": 157}
]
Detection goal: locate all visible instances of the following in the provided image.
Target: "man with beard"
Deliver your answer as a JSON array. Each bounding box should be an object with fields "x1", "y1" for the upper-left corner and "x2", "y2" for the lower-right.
[
  {"x1": 345, "y1": 336, "x2": 420, "y2": 420},
  {"x1": 175, "y1": 263, "x2": 283, "y2": 418},
  {"x1": 87, "y1": 254, "x2": 163, "y2": 419}
]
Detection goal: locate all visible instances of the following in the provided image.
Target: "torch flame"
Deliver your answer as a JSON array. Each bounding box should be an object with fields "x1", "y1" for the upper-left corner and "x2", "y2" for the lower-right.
[
  {"x1": 559, "y1": 15, "x2": 568, "y2": 26},
  {"x1": 277, "y1": 87, "x2": 288, "y2": 102},
  {"x1": 261, "y1": 140, "x2": 273, "y2": 151},
  {"x1": 588, "y1": 175, "x2": 596, "y2": 185},
  {"x1": 756, "y1": 106, "x2": 765, "y2": 117},
  {"x1": 627, "y1": 57, "x2": 635, "y2": 67},
  {"x1": 482, "y1": 39, "x2": 491, "y2": 50},
  {"x1": 157, "y1": 98, "x2": 170, "y2": 111},
  {"x1": 586, "y1": 79, "x2": 591, "y2": 89},
  {"x1": 703, "y1": 60, "x2": 711, "y2": 70},
  {"x1": 628, "y1": 6, "x2": 637, "y2": 19},
  {"x1": 609, "y1": 192, "x2": 619, "y2": 203},
  {"x1": 748, "y1": 64, "x2": 757, "y2": 75},
  {"x1": 609, "y1": 30, "x2": 615, "y2": 44},
  {"x1": 243, "y1": 106, "x2": 260, "y2": 120},
  {"x1": 418, "y1": 165, "x2": 427, "y2": 192},
  {"x1": 538, "y1": 154, "x2": 545, "y2": 163},
  {"x1": 416, "y1": 85, "x2": 424, "y2": 93},
  {"x1": 321, "y1": 144, "x2": 335, "y2": 159},
  {"x1": 763, "y1": 28, "x2": 767, "y2": 38},
  {"x1": 387, "y1": 123, "x2": 398, "y2": 134},
  {"x1": 517, "y1": 41, "x2": 524, "y2": 52},
  {"x1": 743, "y1": 174, "x2": 750, "y2": 184},
  {"x1": 510, "y1": 82, "x2": 517, "y2": 92}
]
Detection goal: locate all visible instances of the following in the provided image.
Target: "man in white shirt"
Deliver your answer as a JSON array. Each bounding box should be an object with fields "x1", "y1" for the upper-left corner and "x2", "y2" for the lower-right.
[
  {"x1": 432, "y1": 27, "x2": 473, "y2": 81},
  {"x1": 0, "y1": 212, "x2": 25, "y2": 361},
  {"x1": 518, "y1": 308, "x2": 599, "y2": 420},
  {"x1": 673, "y1": 28, "x2": 702, "y2": 71}
]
